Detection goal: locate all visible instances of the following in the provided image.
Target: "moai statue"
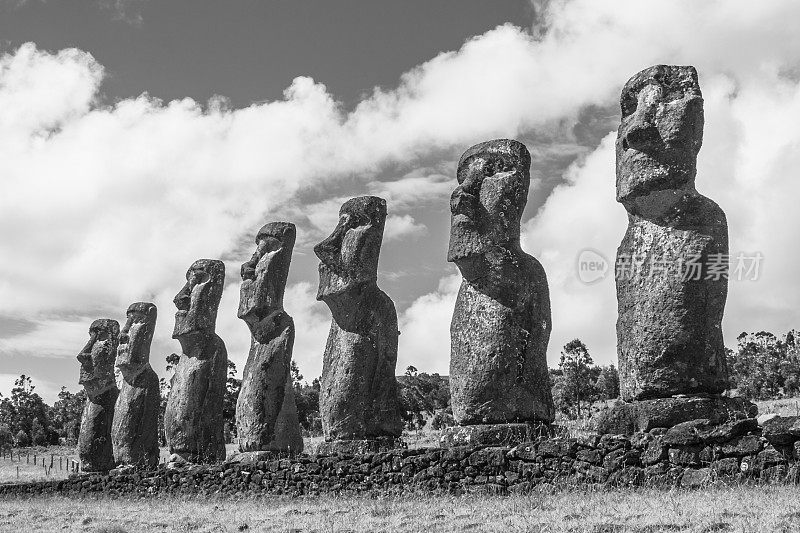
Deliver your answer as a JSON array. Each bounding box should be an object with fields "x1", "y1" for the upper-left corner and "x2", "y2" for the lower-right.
[
  {"x1": 443, "y1": 139, "x2": 554, "y2": 447},
  {"x1": 164, "y1": 259, "x2": 228, "y2": 463},
  {"x1": 314, "y1": 196, "x2": 402, "y2": 453},
  {"x1": 236, "y1": 222, "x2": 303, "y2": 454},
  {"x1": 595, "y1": 65, "x2": 753, "y2": 433},
  {"x1": 77, "y1": 319, "x2": 120, "y2": 472},
  {"x1": 112, "y1": 302, "x2": 160, "y2": 468}
]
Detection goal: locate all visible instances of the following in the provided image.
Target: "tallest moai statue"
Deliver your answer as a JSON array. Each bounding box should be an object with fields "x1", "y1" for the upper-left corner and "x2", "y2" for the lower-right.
[
  {"x1": 597, "y1": 65, "x2": 754, "y2": 433},
  {"x1": 615, "y1": 65, "x2": 728, "y2": 400}
]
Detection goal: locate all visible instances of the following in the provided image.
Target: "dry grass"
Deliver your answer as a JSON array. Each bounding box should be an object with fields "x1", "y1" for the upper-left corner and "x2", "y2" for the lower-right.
[{"x1": 1, "y1": 485, "x2": 799, "y2": 532}]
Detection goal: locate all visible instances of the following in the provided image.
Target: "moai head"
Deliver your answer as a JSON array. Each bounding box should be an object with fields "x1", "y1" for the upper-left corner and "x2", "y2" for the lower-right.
[
  {"x1": 77, "y1": 319, "x2": 119, "y2": 400},
  {"x1": 116, "y1": 302, "x2": 157, "y2": 380},
  {"x1": 447, "y1": 139, "x2": 531, "y2": 266},
  {"x1": 238, "y1": 222, "x2": 296, "y2": 330},
  {"x1": 616, "y1": 65, "x2": 704, "y2": 208},
  {"x1": 314, "y1": 196, "x2": 386, "y2": 300},
  {"x1": 173, "y1": 259, "x2": 225, "y2": 338}
]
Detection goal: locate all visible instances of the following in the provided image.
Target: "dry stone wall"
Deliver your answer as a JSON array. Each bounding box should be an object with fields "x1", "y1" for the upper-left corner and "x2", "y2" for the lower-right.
[{"x1": 4, "y1": 416, "x2": 800, "y2": 498}]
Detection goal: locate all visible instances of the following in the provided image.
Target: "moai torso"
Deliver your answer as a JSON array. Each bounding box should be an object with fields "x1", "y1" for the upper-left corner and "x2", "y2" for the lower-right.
[
  {"x1": 236, "y1": 222, "x2": 303, "y2": 453},
  {"x1": 315, "y1": 196, "x2": 402, "y2": 441},
  {"x1": 164, "y1": 259, "x2": 227, "y2": 462},
  {"x1": 448, "y1": 139, "x2": 554, "y2": 425},
  {"x1": 112, "y1": 302, "x2": 161, "y2": 467},
  {"x1": 77, "y1": 319, "x2": 120, "y2": 472},
  {"x1": 615, "y1": 65, "x2": 728, "y2": 401}
]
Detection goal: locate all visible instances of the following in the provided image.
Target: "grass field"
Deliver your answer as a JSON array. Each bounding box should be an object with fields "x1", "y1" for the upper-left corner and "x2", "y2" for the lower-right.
[{"x1": 1, "y1": 485, "x2": 800, "y2": 532}]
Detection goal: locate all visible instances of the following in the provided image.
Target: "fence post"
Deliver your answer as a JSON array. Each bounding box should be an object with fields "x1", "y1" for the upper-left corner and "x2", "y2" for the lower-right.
[{"x1": 16, "y1": 466, "x2": 19, "y2": 478}]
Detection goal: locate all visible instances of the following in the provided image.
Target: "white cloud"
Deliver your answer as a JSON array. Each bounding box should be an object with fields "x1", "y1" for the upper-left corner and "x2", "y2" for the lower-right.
[
  {"x1": 397, "y1": 274, "x2": 460, "y2": 375},
  {"x1": 384, "y1": 214, "x2": 426, "y2": 242},
  {"x1": 4, "y1": 0, "x2": 800, "y2": 399},
  {"x1": 282, "y1": 282, "x2": 331, "y2": 382}
]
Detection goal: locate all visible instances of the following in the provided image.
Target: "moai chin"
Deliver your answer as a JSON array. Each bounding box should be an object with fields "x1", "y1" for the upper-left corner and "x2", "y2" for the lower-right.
[
  {"x1": 615, "y1": 65, "x2": 728, "y2": 401},
  {"x1": 446, "y1": 139, "x2": 555, "y2": 435},
  {"x1": 77, "y1": 318, "x2": 119, "y2": 472},
  {"x1": 236, "y1": 222, "x2": 304, "y2": 453},
  {"x1": 164, "y1": 259, "x2": 228, "y2": 463},
  {"x1": 112, "y1": 302, "x2": 160, "y2": 467},
  {"x1": 314, "y1": 196, "x2": 402, "y2": 449}
]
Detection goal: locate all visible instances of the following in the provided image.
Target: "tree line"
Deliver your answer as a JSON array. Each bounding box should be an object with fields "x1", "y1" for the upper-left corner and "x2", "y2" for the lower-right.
[{"x1": 2, "y1": 329, "x2": 798, "y2": 448}]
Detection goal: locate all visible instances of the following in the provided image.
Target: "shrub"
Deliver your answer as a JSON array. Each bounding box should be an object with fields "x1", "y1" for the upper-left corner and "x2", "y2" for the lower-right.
[
  {"x1": 15, "y1": 429, "x2": 30, "y2": 447},
  {"x1": 0, "y1": 424, "x2": 13, "y2": 448}
]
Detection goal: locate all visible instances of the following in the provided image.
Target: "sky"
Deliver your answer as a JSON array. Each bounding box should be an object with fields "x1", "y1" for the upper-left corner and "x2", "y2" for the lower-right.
[{"x1": 1, "y1": 0, "x2": 800, "y2": 403}]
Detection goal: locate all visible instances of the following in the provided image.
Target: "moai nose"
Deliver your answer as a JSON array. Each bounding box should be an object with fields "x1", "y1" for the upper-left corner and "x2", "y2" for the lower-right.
[
  {"x1": 450, "y1": 186, "x2": 477, "y2": 217},
  {"x1": 624, "y1": 113, "x2": 661, "y2": 151},
  {"x1": 314, "y1": 222, "x2": 346, "y2": 263},
  {"x1": 173, "y1": 283, "x2": 191, "y2": 310}
]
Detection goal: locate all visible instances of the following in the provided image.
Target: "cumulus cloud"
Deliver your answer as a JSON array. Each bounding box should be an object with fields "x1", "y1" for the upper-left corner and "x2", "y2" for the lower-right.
[
  {"x1": 398, "y1": 274, "x2": 460, "y2": 375},
  {"x1": 384, "y1": 214, "x2": 427, "y2": 242},
  {"x1": 3, "y1": 0, "x2": 800, "y2": 398}
]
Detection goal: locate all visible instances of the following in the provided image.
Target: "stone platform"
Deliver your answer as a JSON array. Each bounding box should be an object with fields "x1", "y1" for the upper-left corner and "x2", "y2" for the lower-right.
[
  {"x1": 440, "y1": 423, "x2": 551, "y2": 448},
  {"x1": 592, "y1": 395, "x2": 757, "y2": 435},
  {"x1": 6, "y1": 414, "x2": 799, "y2": 498},
  {"x1": 315, "y1": 437, "x2": 404, "y2": 456}
]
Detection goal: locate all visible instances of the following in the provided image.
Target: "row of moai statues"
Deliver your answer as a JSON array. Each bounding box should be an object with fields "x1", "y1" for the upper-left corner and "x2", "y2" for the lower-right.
[
  {"x1": 76, "y1": 63, "x2": 749, "y2": 469},
  {"x1": 77, "y1": 307, "x2": 160, "y2": 472}
]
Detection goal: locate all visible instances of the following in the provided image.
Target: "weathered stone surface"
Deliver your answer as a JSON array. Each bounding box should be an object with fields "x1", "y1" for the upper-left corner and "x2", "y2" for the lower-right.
[
  {"x1": 448, "y1": 139, "x2": 554, "y2": 425},
  {"x1": 314, "y1": 196, "x2": 402, "y2": 441},
  {"x1": 756, "y1": 445, "x2": 790, "y2": 468},
  {"x1": 592, "y1": 396, "x2": 756, "y2": 434},
  {"x1": 615, "y1": 65, "x2": 729, "y2": 400},
  {"x1": 642, "y1": 436, "x2": 668, "y2": 465},
  {"x1": 710, "y1": 457, "x2": 740, "y2": 476},
  {"x1": 440, "y1": 423, "x2": 546, "y2": 448},
  {"x1": 77, "y1": 319, "x2": 120, "y2": 473},
  {"x1": 663, "y1": 419, "x2": 713, "y2": 446},
  {"x1": 698, "y1": 417, "x2": 759, "y2": 443},
  {"x1": 761, "y1": 415, "x2": 800, "y2": 446},
  {"x1": 164, "y1": 259, "x2": 227, "y2": 463},
  {"x1": 720, "y1": 435, "x2": 763, "y2": 457},
  {"x1": 315, "y1": 437, "x2": 402, "y2": 456},
  {"x1": 668, "y1": 445, "x2": 701, "y2": 466},
  {"x1": 112, "y1": 302, "x2": 160, "y2": 468},
  {"x1": 235, "y1": 222, "x2": 303, "y2": 453},
  {"x1": 680, "y1": 467, "x2": 711, "y2": 488},
  {"x1": 270, "y1": 376, "x2": 304, "y2": 453}
]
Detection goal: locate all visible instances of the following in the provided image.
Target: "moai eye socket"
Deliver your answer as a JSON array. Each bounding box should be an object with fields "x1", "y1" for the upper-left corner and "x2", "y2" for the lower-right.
[
  {"x1": 621, "y1": 92, "x2": 638, "y2": 117},
  {"x1": 189, "y1": 270, "x2": 211, "y2": 285},
  {"x1": 483, "y1": 156, "x2": 514, "y2": 177},
  {"x1": 260, "y1": 236, "x2": 282, "y2": 254}
]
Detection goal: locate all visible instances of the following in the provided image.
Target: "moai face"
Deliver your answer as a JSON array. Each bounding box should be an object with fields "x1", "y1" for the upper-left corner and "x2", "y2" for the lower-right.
[
  {"x1": 447, "y1": 139, "x2": 531, "y2": 265},
  {"x1": 238, "y1": 222, "x2": 295, "y2": 330},
  {"x1": 616, "y1": 65, "x2": 704, "y2": 206},
  {"x1": 173, "y1": 259, "x2": 225, "y2": 338},
  {"x1": 314, "y1": 196, "x2": 386, "y2": 300},
  {"x1": 117, "y1": 302, "x2": 157, "y2": 380},
  {"x1": 77, "y1": 319, "x2": 119, "y2": 400}
]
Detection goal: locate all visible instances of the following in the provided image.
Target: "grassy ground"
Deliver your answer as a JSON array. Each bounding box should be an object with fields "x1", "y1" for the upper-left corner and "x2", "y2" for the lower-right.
[{"x1": 1, "y1": 485, "x2": 800, "y2": 532}]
